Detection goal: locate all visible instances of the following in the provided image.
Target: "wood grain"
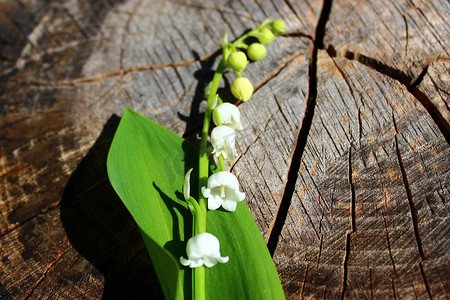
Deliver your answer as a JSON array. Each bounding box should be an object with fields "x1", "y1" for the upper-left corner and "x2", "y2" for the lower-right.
[{"x1": 1, "y1": 0, "x2": 448, "y2": 299}]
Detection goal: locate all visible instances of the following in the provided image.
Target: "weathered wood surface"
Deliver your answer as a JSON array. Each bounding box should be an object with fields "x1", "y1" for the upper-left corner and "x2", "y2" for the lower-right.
[{"x1": 0, "y1": 0, "x2": 448, "y2": 299}]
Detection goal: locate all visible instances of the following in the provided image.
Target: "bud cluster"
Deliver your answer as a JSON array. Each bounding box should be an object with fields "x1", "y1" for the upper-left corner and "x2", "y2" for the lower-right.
[{"x1": 224, "y1": 19, "x2": 286, "y2": 102}]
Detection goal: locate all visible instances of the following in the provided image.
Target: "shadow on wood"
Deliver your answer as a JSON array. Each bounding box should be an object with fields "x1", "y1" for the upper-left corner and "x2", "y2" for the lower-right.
[{"x1": 60, "y1": 115, "x2": 164, "y2": 299}]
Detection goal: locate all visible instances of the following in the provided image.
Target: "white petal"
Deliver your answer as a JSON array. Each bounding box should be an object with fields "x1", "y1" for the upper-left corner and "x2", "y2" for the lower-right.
[
  {"x1": 189, "y1": 259, "x2": 204, "y2": 268},
  {"x1": 230, "y1": 191, "x2": 245, "y2": 203},
  {"x1": 216, "y1": 256, "x2": 229, "y2": 264},
  {"x1": 213, "y1": 103, "x2": 243, "y2": 130},
  {"x1": 180, "y1": 257, "x2": 191, "y2": 266},
  {"x1": 208, "y1": 194, "x2": 223, "y2": 210},
  {"x1": 219, "y1": 103, "x2": 243, "y2": 130},
  {"x1": 203, "y1": 257, "x2": 217, "y2": 268},
  {"x1": 211, "y1": 136, "x2": 224, "y2": 150},
  {"x1": 207, "y1": 171, "x2": 239, "y2": 190},
  {"x1": 215, "y1": 147, "x2": 228, "y2": 160},
  {"x1": 210, "y1": 126, "x2": 235, "y2": 159},
  {"x1": 211, "y1": 126, "x2": 233, "y2": 147},
  {"x1": 230, "y1": 143, "x2": 238, "y2": 157},
  {"x1": 213, "y1": 103, "x2": 232, "y2": 125},
  {"x1": 221, "y1": 200, "x2": 237, "y2": 212},
  {"x1": 201, "y1": 186, "x2": 211, "y2": 198},
  {"x1": 230, "y1": 117, "x2": 243, "y2": 130}
]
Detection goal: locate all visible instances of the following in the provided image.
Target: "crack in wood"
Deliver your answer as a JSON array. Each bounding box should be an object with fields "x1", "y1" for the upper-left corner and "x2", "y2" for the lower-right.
[
  {"x1": 266, "y1": 0, "x2": 333, "y2": 256},
  {"x1": 273, "y1": 94, "x2": 290, "y2": 127},
  {"x1": 419, "y1": 261, "x2": 433, "y2": 299},
  {"x1": 325, "y1": 44, "x2": 450, "y2": 144},
  {"x1": 357, "y1": 107, "x2": 363, "y2": 143},
  {"x1": 21, "y1": 248, "x2": 70, "y2": 300},
  {"x1": 252, "y1": 51, "x2": 304, "y2": 98},
  {"x1": 300, "y1": 262, "x2": 309, "y2": 299},
  {"x1": 348, "y1": 144, "x2": 356, "y2": 233},
  {"x1": 282, "y1": 0, "x2": 303, "y2": 28},
  {"x1": 282, "y1": 31, "x2": 313, "y2": 40},
  {"x1": 0, "y1": 163, "x2": 30, "y2": 179},
  {"x1": 391, "y1": 278, "x2": 397, "y2": 300},
  {"x1": 319, "y1": 115, "x2": 340, "y2": 153},
  {"x1": 22, "y1": 50, "x2": 220, "y2": 87},
  {"x1": 393, "y1": 115, "x2": 426, "y2": 262},
  {"x1": 139, "y1": 85, "x2": 193, "y2": 115},
  {"x1": 294, "y1": 189, "x2": 321, "y2": 241},
  {"x1": 316, "y1": 233, "x2": 323, "y2": 269},
  {"x1": 306, "y1": 162, "x2": 329, "y2": 211},
  {"x1": 340, "y1": 232, "x2": 351, "y2": 300},
  {"x1": 401, "y1": 14, "x2": 409, "y2": 59},
  {"x1": 383, "y1": 215, "x2": 398, "y2": 277},
  {"x1": 0, "y1": 202, "x2": 60, "y2": 240},
  {"x1": 230, "y1": 103, "x2": 279, "y2": 172},
  {"x1": 62, "y1": 6, "x2": 89, "y2": 40},
  {"x1": 119, "y1": 0, "x2": 144, "y2": 71}
]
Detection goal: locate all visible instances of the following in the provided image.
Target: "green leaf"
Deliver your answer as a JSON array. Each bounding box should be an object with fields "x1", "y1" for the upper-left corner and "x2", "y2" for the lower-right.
[{"x1": 107, "y1": 108, "x2": 284, "y2": 299}]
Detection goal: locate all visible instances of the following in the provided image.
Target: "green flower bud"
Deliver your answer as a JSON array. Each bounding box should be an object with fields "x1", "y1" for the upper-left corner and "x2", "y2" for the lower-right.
[
  {"x1": 247, "y1": 43, "x2": 266, "y2": 61},
  {"x1": 271, "y1": 20, "x2": 286, "y2": 34},
  {"x1": 258, "y1": 28, "x2": 275, "y2": 45},
  {"x1": 227, "y1": 51, "x2": 248, "y2": 72},
  {"x1": 231, "y1": 77, "x2": 253, "y2": 101}
]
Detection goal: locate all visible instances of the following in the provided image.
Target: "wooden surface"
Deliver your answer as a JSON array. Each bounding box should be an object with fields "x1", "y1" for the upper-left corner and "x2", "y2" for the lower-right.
[{"x1": 1, "y1": 0, "x2": 449, "y2": 299}]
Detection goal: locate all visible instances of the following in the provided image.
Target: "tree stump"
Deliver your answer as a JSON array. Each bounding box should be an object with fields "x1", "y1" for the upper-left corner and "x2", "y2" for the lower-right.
[{"x1": 1, "y1": 0, "x2": 448, "y2": 299}]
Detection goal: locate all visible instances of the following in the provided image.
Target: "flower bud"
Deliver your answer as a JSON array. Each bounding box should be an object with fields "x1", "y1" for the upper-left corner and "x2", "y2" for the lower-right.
[
  {"x1": 230, "y1": 77, "x2": 253, "y2": 101},
  {"x1": 213, "y1": 103, "x2": 243, "y2": 130},
  {"x1": 247, "y1": 43, "x2": 266, "y2": 61},
  {"x1": 227, "y1": 51, "x2": 248, "y2": 72},
  {"x1": 271, "y1": 20, "x2": 286, "y2": 34},
  {"x1": 258, "y1": 28, "x2": 275, "y2": 44}
]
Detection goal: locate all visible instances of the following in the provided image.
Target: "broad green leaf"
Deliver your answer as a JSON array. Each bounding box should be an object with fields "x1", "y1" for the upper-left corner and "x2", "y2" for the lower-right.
[{"x1": 107, "y1": 108, "x2": 284, "y2": 299}]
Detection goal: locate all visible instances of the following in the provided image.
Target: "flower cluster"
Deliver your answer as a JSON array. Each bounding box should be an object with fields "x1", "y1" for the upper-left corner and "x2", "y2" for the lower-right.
[{"x1": 180, "y1": 18, "x2": 286, "y2": 269}]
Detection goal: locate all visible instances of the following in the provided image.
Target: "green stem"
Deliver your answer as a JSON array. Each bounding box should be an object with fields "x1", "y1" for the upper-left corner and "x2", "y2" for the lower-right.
[
  {"x1": 193, "y1": 19, "x2": 272, "y2": 299},
  {"x1": 193, "y1": 267, "x2": 205, "y2": 300},
  {"x1": 195, "y1": 57, "x2": 227, "y2": 300},
  {"x1": 199, "y1": 57, "x2": 227, "y2": 220},
  {"x1": 218, "y1": 156, "x2": 226, "y2": 171}
]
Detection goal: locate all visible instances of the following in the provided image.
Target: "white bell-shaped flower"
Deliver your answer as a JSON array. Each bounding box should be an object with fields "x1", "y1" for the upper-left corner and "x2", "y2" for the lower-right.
[
  {"x1": 212, "y1": 103, "x2": 243, "y2": 130},
  {"x1": 201, "y1": 171, "x2": 245, "y2": 212},
  {"x1": 211, "y1": 126, "x2": 237, "y2": 160},
  {"x1": 180, "y1": 232, "x2": 229, "y2": 268}
]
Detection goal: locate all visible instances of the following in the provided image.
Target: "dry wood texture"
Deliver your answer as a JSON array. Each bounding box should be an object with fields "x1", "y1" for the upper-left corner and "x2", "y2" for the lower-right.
[{"x1": 0, "y1": 0, "x2": 448, "y2": 299}]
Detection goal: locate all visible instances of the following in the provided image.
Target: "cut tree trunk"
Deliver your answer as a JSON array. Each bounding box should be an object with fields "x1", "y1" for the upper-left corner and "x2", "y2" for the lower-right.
[{"x1": 0, "y1": 0, "x2": 448, "y2": 299}]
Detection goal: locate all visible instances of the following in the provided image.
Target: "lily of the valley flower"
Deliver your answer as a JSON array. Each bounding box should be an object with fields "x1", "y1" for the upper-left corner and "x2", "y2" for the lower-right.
[
  {"x1": 180, "y1": 232, "x2": 229, "y2": 268},
  {"x1": 212, "y1": 103, "x2": 243, "y2": 130},
  {"x1": 201, "y1": 171, "x2": 245, "y2": 212},
  {"x1": 211, "y1": 126, "x2": 237, "y2": 160}
]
